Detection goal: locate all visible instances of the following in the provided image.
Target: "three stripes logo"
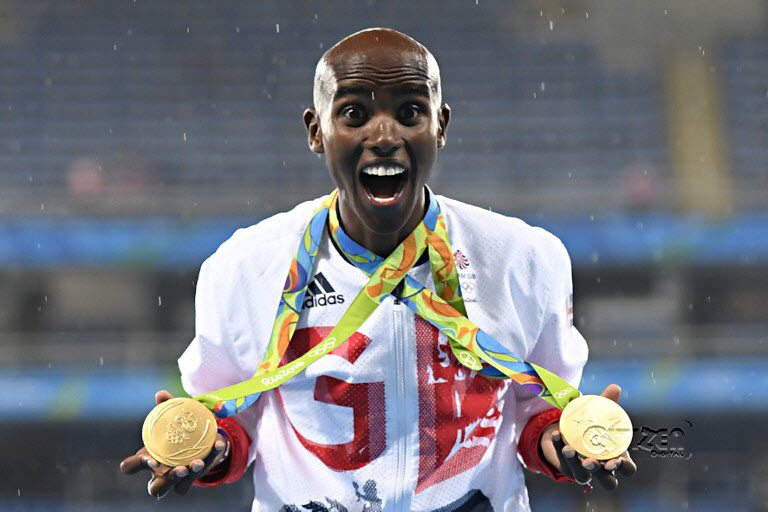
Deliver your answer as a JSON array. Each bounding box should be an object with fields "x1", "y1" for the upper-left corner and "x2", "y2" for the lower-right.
[{"x1": 303, "y1": 272, "x2": 345, "y2": 309}]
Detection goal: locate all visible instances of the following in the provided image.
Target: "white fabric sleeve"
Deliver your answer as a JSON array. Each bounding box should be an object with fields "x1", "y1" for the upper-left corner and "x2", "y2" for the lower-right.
[
  {"x1": 514, "y1": 235, "x2": 589, "y2": 443},
  {"x1": 178, "y1": 254, "x2": 262, "y2": 465}
]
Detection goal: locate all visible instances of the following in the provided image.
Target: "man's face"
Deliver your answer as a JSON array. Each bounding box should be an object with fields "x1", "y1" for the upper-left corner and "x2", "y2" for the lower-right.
[{"x1": 305, "y1": 36, "x2": 449, "y2": 240}]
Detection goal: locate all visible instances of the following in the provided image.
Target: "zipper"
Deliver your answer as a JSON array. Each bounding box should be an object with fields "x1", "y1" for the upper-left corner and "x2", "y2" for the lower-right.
[{"x1": 392, "y1": 302, "x2": 408, "y2": 511}]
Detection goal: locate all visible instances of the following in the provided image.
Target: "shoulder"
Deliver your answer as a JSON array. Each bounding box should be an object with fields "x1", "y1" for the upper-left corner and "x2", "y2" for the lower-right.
[
  {"x1": 437, "y1": 194, "x2": 570, "y2": 270},
  {"x1": 202, "y1": 196, "x2": 327, "y2": 280}
]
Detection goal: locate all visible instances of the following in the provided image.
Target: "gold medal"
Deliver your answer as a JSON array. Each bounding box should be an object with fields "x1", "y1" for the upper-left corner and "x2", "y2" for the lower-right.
[
  {"x1": 142, "y1": 397, "x2": 217, "y2": 467},
  {"x1": 559, "y1": 395, "x2": 633, "y2": 460}
]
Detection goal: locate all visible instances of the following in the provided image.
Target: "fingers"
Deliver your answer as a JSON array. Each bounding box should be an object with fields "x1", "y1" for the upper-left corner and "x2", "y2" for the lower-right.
[
  {"x1": 120, "y1": 454, "x2": 146, "y2": 475},
  {"x1": 600, "y1": 383, "x2": 621, "y2": 403},
  {"x1": 161, "y1": 439, "x2": 227, "y2": 496},
  {"x1": 173, "y1": 439, "x2": 225, "y2": 495},
  {"x1": 147, "y1": 465, "x2": 188, "y2": 498},
  {"x1": 173, "y1": 459, "x2": 205, "y2": 495},
  {"x1": 586, "y1": 457, "x2": 619, "y2": 490},
  {"x1": 552, "y1": 431, "x2": 638, "y2": 491},
  {"x1": 583, "y1": 453, "x2": 638, "y2": 491},
  {"x1": 120, "y1": 449, "x2": 160, "y2": 475},
  {"x1": 204, "y1": 437, "x2": 227, "y2": 468},
  {"x1": 549, "y1": 431, "x2": 572, "y2": 478},
  {"x1": 562, "y1": 445, "x2": 592, "y2": 485},
  {"x1": 618, "y1": 452, "x2": 637, "y2": 477},
  {"x1": 126, "y1": 431, "x2": 228, "y2": 498},
  {"x1": 155, "y1": 389, "x2": 174, "y2": 405},
  {"x1": 551, "y1": 431, "x2": 591, "y2": 484}
]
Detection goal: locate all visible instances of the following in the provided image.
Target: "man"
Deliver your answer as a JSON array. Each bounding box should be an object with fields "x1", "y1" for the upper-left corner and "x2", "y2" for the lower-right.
[{"x1": 121, "y1": 28, "x2": 635, "y2": 510}]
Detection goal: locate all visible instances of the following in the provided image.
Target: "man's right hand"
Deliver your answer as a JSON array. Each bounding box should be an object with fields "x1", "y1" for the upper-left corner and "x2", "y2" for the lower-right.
[{"x1": 120, "y1": 390, "x2": 229, "y2": 498}]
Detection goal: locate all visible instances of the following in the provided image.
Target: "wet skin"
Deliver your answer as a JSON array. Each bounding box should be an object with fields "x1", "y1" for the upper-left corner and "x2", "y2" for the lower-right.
[
  {"x1": 120, "y1": 28, "x2": 635, "y2": 497},
  {"x1": 119, "y1": 390, "x2": 228, "y2": 498},
  {"x1": 303, "y1": 29, "x2": 450, "y2": 257},
  {"x1": 542, "y1": 384, "x2": 637, "y2": 491}
]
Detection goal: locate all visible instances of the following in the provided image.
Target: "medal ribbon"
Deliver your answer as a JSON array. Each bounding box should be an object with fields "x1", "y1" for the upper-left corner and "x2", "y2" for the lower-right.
[{"x1": 195, "y1": 188, "x2": 580, "y2": 417}]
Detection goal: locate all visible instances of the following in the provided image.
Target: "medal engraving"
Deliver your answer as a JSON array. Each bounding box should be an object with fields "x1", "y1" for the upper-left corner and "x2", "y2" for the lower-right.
[
  {"x1": 165, "y1": 412, "x2": 198, "y2": 444},
  {"x1": 560, "y1": 395, "x2": 633, "y2": 460},
  {"x1": 142, "y1": 397, "x2": 217, "y2": 467}
]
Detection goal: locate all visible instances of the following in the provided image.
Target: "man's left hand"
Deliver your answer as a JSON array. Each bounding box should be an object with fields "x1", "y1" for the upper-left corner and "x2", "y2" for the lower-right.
[{"x1": 540, "y1": 384, "x2": 637, "y2": 490}]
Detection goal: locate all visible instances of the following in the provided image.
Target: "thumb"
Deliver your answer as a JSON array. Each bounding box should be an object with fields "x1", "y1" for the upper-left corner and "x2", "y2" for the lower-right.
[
  {"x1": 155, "y1": 389, "x2": 174, "y2": 405},
  {"x1": 600, "y1": 383, "x2": 621, "y2": 403}
]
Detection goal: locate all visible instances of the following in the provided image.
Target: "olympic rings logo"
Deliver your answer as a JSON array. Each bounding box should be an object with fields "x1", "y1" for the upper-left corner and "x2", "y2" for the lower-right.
[
  {"x1": 308, "y1": 337, "x2": 337, "y2": 357},
  {"x1": 459, "y1": 351, "x2": 480, "y2": 369},
  {"x1": 553, "y1": 388, "x2": 574, "y2": 399}
]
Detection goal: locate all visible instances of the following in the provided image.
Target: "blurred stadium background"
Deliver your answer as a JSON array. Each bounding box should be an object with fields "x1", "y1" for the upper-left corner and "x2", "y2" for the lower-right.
[{"x1": 1, "y1": 1, "x2": 767, "y2": 511}]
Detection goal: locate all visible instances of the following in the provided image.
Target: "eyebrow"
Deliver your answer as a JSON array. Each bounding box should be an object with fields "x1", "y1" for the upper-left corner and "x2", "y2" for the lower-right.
[
  {"x1": 333, "y1": 85, "x2": 370, "y2": 101},
  {"x1": 333, "y1": 82, "x2": 431, "y2": 101}
]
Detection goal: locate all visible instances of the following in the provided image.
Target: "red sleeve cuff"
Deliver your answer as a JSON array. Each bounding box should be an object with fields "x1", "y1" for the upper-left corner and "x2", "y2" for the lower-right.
[
  {"x1": 195, "y1": 417, "x2": 252, "y2": 487},
  {"x1": 518, "y1": 407, "x2": 572, "y2": 483}
]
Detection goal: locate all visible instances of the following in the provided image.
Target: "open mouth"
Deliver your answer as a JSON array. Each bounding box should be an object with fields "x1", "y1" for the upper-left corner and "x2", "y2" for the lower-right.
[{"x1": 359, "y1": 163, "x2": 408, "y2": 205}]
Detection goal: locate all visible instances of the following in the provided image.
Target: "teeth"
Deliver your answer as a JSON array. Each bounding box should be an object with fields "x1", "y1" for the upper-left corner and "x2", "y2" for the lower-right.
[{"x1": 362, "y1": 165, "x2": 405, "y2": 177}]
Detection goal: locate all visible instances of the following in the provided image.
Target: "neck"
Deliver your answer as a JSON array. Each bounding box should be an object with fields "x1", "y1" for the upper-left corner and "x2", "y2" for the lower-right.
[{"x1": 337, "y1": 190, "x2": 428, "y2": 257}]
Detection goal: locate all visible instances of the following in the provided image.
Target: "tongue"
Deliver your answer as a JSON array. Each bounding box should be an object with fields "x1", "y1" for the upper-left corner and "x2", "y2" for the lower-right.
[{"x1": 362, "y1": 174, "x2": 402, "y2": 198}]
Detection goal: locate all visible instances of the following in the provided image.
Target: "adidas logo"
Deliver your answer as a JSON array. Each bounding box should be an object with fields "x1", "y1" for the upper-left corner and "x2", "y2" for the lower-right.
[{"x1": 303, "y1": 272, "x2": 345, "y2": 309}]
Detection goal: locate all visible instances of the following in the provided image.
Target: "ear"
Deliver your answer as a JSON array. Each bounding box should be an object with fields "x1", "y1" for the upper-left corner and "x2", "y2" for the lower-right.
[
  {"x1": 303, "y1": 107, "x2": 324, "y2": 153},
  {"x1": 437, "y1": 103, "x2": 451, "y2": 149}
]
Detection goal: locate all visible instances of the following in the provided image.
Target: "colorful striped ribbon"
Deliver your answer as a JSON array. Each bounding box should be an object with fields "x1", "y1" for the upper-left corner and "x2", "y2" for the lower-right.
[{"x1": 195, "y1": 188, "x2": 580, "y2": 417}]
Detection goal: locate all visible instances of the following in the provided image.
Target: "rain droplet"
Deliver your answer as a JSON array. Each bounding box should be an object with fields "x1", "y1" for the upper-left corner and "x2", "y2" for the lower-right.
[
  {"x1": 276, "y1": 23, "x2": 280, "y2": 33},
  {"x1": 540, "y1": 81, "x2": 546, "y2": 92},
  {"x1": 183, "y1": 132, "x2": 187, "y2": 142},
  {"x1": 549, "y1": 20, "x2": 554, "y2": 31},
  {"x1": 99, "y1": 356, "x2": 104, "y2": 366},
  {"x1": 113, "y1": 44, "x2": 118, "y2": 51},
  {"x1": 585, "y1": 11, "x2": 589, "y2": 19},
  {"x1": 157, "y1": 296, "x2": 162, "y2": 306}
]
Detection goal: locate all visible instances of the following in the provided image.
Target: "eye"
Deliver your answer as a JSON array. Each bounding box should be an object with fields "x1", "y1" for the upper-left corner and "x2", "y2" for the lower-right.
[
  {"x1": 398, "y1": 103, "x2": 422, "y2": 123},
  {"x1": 341, "y1": 104, "x2": 367, "y2": 123}
]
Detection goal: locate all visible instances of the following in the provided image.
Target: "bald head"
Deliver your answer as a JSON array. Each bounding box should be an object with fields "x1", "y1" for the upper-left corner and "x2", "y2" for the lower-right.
[{"x1": 312, "y1": 28, "x2": 442, "y2": 118}]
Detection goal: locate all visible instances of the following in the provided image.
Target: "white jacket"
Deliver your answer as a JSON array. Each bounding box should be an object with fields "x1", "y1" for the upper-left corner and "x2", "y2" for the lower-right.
[{"x1": 179, "y1": 194, "x2": 588, "y2": 512}]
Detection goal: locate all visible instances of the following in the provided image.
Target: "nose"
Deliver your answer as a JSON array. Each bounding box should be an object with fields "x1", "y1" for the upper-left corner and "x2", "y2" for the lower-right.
[{"x1": 363, "y1": 114, "x2": 402, "y2": 156}]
